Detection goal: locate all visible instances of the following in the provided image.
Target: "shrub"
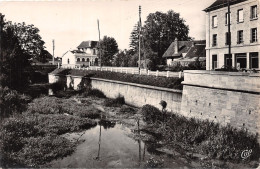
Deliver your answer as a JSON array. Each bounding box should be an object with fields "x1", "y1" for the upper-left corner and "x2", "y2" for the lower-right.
[
  {"x1": 104, "y1": 96, "x2": 125, "y2": 107},
  {"x1": 0, "y1": 87, "x2": 29, "y2": 118},
  {"x1": 50, "y1": 81, "x2": 66, "y2": 93},
  {"x1": 140, "y1": 104, "x2": 162, "y2": 123}
]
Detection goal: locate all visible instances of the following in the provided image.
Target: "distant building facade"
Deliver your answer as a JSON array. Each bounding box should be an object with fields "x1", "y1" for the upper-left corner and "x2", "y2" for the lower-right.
[
  {"x1": 62, "y1": 41, "x2": 99, "y2": 67},
  {"x1": 204, "y1": 0, "x2": 259, "y2": 70},
  {"x1": 162, "y1": 38, "x2": 206, "y2": 66}
]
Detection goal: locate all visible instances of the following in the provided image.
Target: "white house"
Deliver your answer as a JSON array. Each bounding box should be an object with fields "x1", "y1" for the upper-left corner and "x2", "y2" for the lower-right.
[
  {"x1": 62, "y1": 40, "x2": 99, "y2": 68},
  {"x1": 204, "y1": 0, "x2": 259, "y2": 70}
]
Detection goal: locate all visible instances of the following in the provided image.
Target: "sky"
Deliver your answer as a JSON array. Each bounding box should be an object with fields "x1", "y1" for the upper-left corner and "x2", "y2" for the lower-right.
[{"x1": 0, "y1": 0, "x2": 216, "y2": 57}]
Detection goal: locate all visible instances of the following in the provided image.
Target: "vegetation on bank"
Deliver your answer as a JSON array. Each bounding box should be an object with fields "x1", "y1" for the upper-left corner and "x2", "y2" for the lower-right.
[
  {"x1": 0, "y1": 89, "x2": 103, "y2": 167},
  {"x1": 50, "y1": 68, "x2": 184, "y2": 90},
  {"x1": 140, "y1": 104, "x2": 260, "y2": 163}
]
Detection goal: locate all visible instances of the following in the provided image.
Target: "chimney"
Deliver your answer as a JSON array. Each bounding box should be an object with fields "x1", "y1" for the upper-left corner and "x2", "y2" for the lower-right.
[
  {"x1": 192, "y1": 41, "x2": 195, "y2": 47},
  {"x1": 174, "y1": 37, "x2": 179, "y2": 54}
]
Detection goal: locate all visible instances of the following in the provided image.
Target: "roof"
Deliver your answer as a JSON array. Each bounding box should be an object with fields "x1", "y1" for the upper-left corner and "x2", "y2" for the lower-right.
[
  {"x1": 77, "y1": 41, "x2": 98, "y2": 48},
  {"x1": 162, "y1": 40, "x2": 206, "y2": 58},
  {"x1": 204, "y1": 0, "x2": 248, "y2": 12}
]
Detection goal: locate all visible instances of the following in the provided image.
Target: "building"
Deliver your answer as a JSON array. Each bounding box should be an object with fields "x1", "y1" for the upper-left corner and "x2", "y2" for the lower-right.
[
  {"x1": 204, "y1": 0, "x2": 259, "y2": 70},
  {"x1": 62, "y1": 40, "x2": 99, "y2": 67},
  {"x1": 162, "y1": 38, "x2": 206, "y2": 66}
]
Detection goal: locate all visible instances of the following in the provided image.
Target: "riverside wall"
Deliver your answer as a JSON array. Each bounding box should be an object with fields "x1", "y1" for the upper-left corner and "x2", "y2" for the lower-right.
[
  {"x1": 48, "y1": 71, "x2": 260, "y2": 134},
  {"x1": 181, "y1": 70, "x2": 260, "y2": 134}
]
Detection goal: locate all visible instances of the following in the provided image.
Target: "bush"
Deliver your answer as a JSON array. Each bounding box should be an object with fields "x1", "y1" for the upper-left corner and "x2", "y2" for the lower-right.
[
  {"x1": 50, "y1": 81, "x2": 66, "y2": 93},
  {"x1": 104, "y1": 96, "x2": 125, "y2": 107},
  {"x1": 0, "y1": 87, "x2": 29, "y2": 118},
  {"x1": 140, "y1": 104, "x2": 162, "y2": 123}
]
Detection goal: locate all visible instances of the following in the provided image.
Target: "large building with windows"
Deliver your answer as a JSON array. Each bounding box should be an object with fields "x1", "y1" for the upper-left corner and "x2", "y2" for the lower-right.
[
  {"x1": 62, "y1": 41, "x2": 99, "y2": 68},
  {"x1": 204, "y1": 0, "x2": 259, "y2": 70}
]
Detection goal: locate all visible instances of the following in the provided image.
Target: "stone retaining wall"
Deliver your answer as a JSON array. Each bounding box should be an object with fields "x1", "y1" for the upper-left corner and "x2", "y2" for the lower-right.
[{"x1": 181, "y1": 70, "x2": 260, "y2": 134}]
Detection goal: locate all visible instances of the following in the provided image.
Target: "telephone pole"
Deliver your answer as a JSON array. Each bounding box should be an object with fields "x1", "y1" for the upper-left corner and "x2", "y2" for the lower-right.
[
  {"x1": 52, "y1": 39, "x2": 55, "y2": 65},
  {"x1": 138, "y1": 5, "x2": 142, "y2": 73},
  {"x1": 227, "y1": 0, "x2": 231, "y2": 70},
  {"x1": 97, "y1": 19, "x2": 101, "y2": 67}
]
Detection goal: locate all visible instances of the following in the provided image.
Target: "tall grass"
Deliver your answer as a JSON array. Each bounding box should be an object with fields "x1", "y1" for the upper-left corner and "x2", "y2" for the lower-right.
[
  {"x1": 0, "y1": 113, "x2": 97, "y2": 167},
  {"x1": 140, "y1": 104, "x2": 260, "y2": 162}
]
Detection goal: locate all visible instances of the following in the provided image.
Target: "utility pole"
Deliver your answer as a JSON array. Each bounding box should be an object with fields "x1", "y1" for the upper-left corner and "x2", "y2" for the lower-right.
[
  {"x1": 227, "y1": 0, "x2": 231, "y2": 70},
  {"x1": 97, "y1": 19, "x2": 101, "y2": 67},
  {"x1": 138, "y1": 5, "x2": 142, "y2": 73},
  {"x1": 52, "y1": 39, "x2": 55, "y2": 65}
]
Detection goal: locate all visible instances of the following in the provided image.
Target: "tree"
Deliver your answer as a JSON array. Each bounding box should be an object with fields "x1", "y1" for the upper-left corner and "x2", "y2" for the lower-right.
[
  {"x1": 4, "y1": 21, "x2": 45, "y2": 60},
  {"x1": 100, "y1": 36, "x2": 119, "y2": 66},
  {"x1": 0, "y1": 13, "x2": 45, "y2": 90},
  {"x1": 129, "y1": 10, "x2": 191, "y2": 66}
]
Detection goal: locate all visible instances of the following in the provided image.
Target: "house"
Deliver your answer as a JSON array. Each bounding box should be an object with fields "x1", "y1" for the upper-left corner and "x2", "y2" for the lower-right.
[
  {"x1": 62, "y1": 40, "x2": 99, "y2": 67},
  {"x1": 162, "y1": 38, "x2": 206, "y2": 66},
  {"x1": 204, "y1": 0, "x2": 259, "y2": 70}
]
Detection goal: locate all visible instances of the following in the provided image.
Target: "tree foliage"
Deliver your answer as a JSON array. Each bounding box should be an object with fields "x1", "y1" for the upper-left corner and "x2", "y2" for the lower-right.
[
  {"x1": 129, "y1": 10, "x2": 191, "y2": 66},
  {"x1": 0, "y1": 13, "x2": 45, "y2": 90},
  {"x1": 100, "y1": 36, "x2": 119, "y2": 66},
  {"x1": 4, "y1": 21, "x2": 45, "y2": 59}
]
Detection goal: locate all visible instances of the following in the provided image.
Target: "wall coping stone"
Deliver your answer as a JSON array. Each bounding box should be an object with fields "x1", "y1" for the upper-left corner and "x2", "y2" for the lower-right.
[
  {"x1": 184, "y1": 70, "x2": 260, "y2": 77},
  {"x1": 182, "y1": 82, "x2": 260, "y2": 95},
  {"x1": 90, "y1": 77, "x2": 183, "y2": 94}
]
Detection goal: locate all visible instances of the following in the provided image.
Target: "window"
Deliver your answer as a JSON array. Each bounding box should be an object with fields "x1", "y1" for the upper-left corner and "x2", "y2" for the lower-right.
[
  {"x1": 225, "y1": 32, "x2": 231, "y2": 45},
  {"x1": 93, "y1": 49, "x2": 96, "y2": 55},
  {"x1": 250, "y1": 52, "x2": 259, "y2": 69},
  {"x1": 212, "y1": 34, "x2": 217, "y2": 46},
  {"x1": 212, "y1": 16, "x2": 218, "y2": 28},
  {"x1": 237, "y1": 9, "x2": 244, "y2": 22},
  {"x1": 225, "y1": 12, "x2": 231, "y2": 25},
  {"x1": 77, "y1": 58, "x2": 80, "y2": 62},
  {"x1": 251, "y1": 28, "x2": 257, "y2": 43},
  {"x1": 67, "y1": 59, "x2": 70, "y2": 64},
  {"x1": 237, "y1": 30, "x2": 243, "y2": 44},
  {"x1": 251, "y1": 5, "x2": 258, "y2": 19},
  {"x1": 235, "y1": 53, "x2": 247, "y2": 69},
  {"x1": 82, "y1": 58, "x2": 85, "y2": 62}
]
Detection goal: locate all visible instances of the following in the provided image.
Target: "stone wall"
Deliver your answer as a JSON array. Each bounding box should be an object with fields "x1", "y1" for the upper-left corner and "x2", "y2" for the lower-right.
[
  {"x1": 48, "y1": 73, "x2": 182, "y2": 112},
  {"x1": 181, "y1": 70, "x2": 260, "y2": 134},
  {"x1": 91, "y1": 78, "x2": 182, "y2": 112}
]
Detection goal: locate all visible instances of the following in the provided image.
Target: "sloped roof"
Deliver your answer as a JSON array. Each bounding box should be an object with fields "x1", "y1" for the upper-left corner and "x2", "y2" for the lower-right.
[
  {"x1": 162, "y1": 40, "x2": 206, "y2": 58},
  {"x1": 204, "y1": 0, "x2": 248, "y2": 12},
  {"x1": 77, "y1": 41, "x2": 98, "y2": 48}
]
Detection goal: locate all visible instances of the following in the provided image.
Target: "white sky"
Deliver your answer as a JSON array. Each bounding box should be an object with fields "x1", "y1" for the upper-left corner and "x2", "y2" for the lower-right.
[{"x1": 0, "y1": 0, "x2": 216, "y2": 57}]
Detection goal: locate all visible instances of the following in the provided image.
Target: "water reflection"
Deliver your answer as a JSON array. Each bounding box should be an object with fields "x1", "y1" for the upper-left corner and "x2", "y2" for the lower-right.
[{"x1": 47, "y1": 118, "x2": 191, "y2": 168}]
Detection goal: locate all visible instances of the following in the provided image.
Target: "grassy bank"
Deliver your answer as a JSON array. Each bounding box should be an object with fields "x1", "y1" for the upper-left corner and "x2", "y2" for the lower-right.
[
  {"x1": 0, "y1": 90, "x2": 102, "y2": 167},
  {"x1": 50, "y1": 68, "x2": 183, "y2": 90},
  {"x1": 140, "y1": 104, "x2": 260, "y2": 164}
]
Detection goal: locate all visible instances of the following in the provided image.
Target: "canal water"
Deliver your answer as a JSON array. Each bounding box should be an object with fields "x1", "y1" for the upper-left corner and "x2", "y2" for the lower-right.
[{"x1": 46, "y1": 120, "x2": 197, "y2": 168}]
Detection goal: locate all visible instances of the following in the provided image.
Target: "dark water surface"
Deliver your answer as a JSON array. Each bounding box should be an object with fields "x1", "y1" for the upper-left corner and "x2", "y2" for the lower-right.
[{"x1": 46, "y1": 121, "x2": 195, "y2": 168}]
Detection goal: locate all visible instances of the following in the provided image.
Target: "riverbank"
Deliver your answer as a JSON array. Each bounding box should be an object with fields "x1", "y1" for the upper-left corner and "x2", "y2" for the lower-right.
[{"x1": 1, "y1": 87, "x2": 259, "y2": 168}]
